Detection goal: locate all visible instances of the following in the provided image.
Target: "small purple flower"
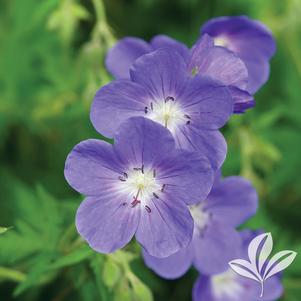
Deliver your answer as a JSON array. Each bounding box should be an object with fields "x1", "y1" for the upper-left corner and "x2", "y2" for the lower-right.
[
  {"x1": 92, "y1": 48, "x2": 233, "y2": 170},
  {"x1": 105, "y1": 33, "x2": 253, "y2": 113},
  {"x1": 201, "y1": 15, "x2": 276, "y2": 94},
  {"x1": 142, "y1": 174, "x2": 258, "y2": 278},
  {"x1": 193, "y1": 230, "x2": 283, "y2": 301},
  {"x1": 188, "y1": 34, "x2": 254, "y2": 113},
  {"x1": 64, "y1": 117, "x2": 214, "y2": 258},
  {"x1": 106, "y1": 35, "x2": 190, "y2": 79}
]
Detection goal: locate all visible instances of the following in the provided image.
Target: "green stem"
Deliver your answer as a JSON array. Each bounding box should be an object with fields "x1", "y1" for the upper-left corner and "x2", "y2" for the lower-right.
[
  {"x1": 91, "y1": 0, "x2": 115, "y2": 47},
  {"x1": 0, "y1": 267, "x2": 26, "y2": 282}
]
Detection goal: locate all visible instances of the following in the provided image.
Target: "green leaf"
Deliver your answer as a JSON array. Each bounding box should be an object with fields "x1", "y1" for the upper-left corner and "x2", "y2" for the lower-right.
[
  {"x1": 113, "y1": 278, "x2": 132, "y2": 301},
  {"x1": 14, "y1": 253, "x2": 57, "y2": 296},
  {"x1": 0, "y1": 183, "x2": 66, "y2": 264},
  {"x1": 90, "y1": 255, "x2": 112, "y2": 301},
  {"x1": 47, "y1": 0, "x2": 90, "y2": 44},
  {"x1": 102, "y1": 259, "x2": 121, "y2": 288},
  {"x1": 128, "y1": 272, "x2": 153, "y2": 301},
  {"x1": 49, "y1": 245, "x2": 93, "y2": 269},
  {"x1": 78, "y1": 279, "x2": 101, "y2": 301},
  {"x1": 0, "y1": 266, "x2": 26, "y2": 282},
  {"x1": 0, "y1": 227, "x2": 11, "y2": 235}
]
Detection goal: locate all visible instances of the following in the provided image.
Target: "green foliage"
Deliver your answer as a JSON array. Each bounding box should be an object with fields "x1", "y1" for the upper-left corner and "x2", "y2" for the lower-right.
[
  {"x1": 102, "y1": 259, "x2": 121, "y2": 288},
  {"x1": 48, "y1": 0, "x2": 90, "y2": 45},
  {"x1": 1, "y1": 0, "x2": 301, "y2": 300},
  {"x1": 127, "y1": 271, "x2": 154, "y2": 301},
  {"x1": 0, "y1": 227, "x2": 11, "y2": 235}
]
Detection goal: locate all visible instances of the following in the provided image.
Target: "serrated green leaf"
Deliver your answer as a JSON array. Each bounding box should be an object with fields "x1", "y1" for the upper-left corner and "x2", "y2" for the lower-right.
[
  {"x1": 0, "y1": 182, "x2": 66, "y2": 264},
  {"x1": 49, "y1": 245, "x2": 93, "y2": 269},
  {"x1": 13, "y1": 253, "x2": 57, "y2": 296}
]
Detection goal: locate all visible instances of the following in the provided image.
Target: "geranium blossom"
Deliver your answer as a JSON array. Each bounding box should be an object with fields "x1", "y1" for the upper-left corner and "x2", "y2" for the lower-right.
[
  {"x1": 193, "y1": 230, "x2": 283, "y2": 301},
  {"x1": 92, "y1": 48, "x2": 233, "y2": 169},
  {"x1": 201, "y1": 16, "x2": 276, "y2": 94},
  {"x1": 64, "y1": 117, "x2": 214, "y2": 258},
  {"x1": 142, "y1": 174, "x2": 258, "y2": 277},
  {"x1": 105, "y1": 33, "x2": 253, "y2": 113}
]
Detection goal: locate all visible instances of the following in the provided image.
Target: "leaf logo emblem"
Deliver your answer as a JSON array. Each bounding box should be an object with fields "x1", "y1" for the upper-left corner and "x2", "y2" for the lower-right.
[{"x1": 228, "y1": 232, "x2": 297, "y2": 298}]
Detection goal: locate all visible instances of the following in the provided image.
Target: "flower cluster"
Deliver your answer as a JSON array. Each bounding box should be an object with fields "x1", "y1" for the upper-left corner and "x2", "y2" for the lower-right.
[{"x1": 65, "y1": 16, "x2": 282, "y2": 300}]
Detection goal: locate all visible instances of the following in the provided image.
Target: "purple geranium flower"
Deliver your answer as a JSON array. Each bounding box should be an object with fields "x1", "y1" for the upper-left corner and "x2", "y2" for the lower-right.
[
  {"x1": 142, "y1": 174, "x2": 258, "y2": 278},
  {"x1": 64, "y1": 117, "x2": 214, "y2": 258},
  {"x1": 105, "y1": 33, "x2": 253, "y2": 113},
  {"x1": 105, "y1": 35, "x2": 190, "y2": 79},
  {"x1": 92, "y1": 48, "x2": 233, "y2": 170},
  {"x1": 201, "y1": 15, "x2": 276, "y2": 94},
  {"x1": 193, "y1": 230, "x2": 283, "y2": 301}
]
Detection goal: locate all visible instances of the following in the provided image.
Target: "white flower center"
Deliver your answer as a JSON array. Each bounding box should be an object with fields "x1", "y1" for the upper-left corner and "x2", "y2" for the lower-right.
[
  {"x1": 214, "y1": 36, "x2": 229, "y2": 48},
  {"x1": 145, "y1": 98, "x2": 189, "y2": 133},
  {"x1": 212, "y1": 269, "x2": 243, "y2": 299},
  {"x1": 189, "y1": 204, "x2": 209, "y2": 230},
  {"x1": 117, "y1": 167, "x2": 162, "y2": 206}
]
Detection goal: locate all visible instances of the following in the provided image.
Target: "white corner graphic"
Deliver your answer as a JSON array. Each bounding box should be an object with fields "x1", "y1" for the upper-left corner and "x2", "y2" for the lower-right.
[{"x1": 228, "y1": 232, "x2": 297, "y2": 298}]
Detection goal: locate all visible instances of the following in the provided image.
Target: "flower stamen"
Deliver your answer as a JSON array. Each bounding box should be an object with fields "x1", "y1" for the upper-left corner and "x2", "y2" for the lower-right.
[
  {"x1": 118, "y1": 176, "x2": 126, "y2": 182},
  {"x1": 145, "y1": 205, "x2": 152, "y2": 213},
  {"x1": 153, "y1": 192, "x2": 159, "y2": 199},
  {"x1": 165, "y1": 96, "x2": 175, "y2": 102},
  {"x1": 147, "y1": 98, "x2": 187, "y2": 133},
  {"x1": 131, "y1": 198, "x2": 141, "y2": 207}
]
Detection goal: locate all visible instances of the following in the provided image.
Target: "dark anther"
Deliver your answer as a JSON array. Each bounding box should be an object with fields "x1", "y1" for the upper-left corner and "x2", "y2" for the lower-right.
[
  {"x1": 122, "y1": 202, "x2": 127, "y2": 206},
  {"x1": 145, "y1": 205, "x2": 152, "y2": 213},
  {"x1": 165, "y1": 96, "x2": 175, "y2": 102},
  {"x1": 150, "y1": 102, "x2": 154, "y2": 110},
  {"x1": 144, "y1": 107, "x2": 148, "y2": 114},
  {"x1": 184, "y1": 114, "x2": 191, "y2": 119},
  {"x1": 123, "y1": 172, "x2": 128, "y2": 178},
  {"x1": 133, "y1": 165, "x2": 144, "y2": 173},
  {"x1": 161, "y1": 184, "x2": 166, "y2": 192},
  {"x1": 131, "y1": 199, "x2": 141, "y2": 207},
  {"x1": 118, "y1": 176, "x2": 126, "y2": 182},
  {"x1": 186, "y1": 120, "x2": 191, "y2": 125},
  {"x1": 153, "y1": 192, "x2": 159, "y2": 199},
  {"x1": 153, "y1": 169, "x2": 156, "y2": 178}
]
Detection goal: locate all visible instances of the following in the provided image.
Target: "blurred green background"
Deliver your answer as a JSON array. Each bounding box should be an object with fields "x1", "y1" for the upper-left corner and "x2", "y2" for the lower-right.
[{"x1": 0, "y1": 0, "x2": 301, "y2": 300}]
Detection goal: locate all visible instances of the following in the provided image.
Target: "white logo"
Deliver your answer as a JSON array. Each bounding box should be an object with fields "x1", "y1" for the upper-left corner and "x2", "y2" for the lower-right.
[{"x1": 228, "y1": 232, "x2": 297, "y2": 298}]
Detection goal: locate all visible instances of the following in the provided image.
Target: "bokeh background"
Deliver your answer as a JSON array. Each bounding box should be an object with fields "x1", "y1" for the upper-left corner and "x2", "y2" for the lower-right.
[{"x1": 1, "y1": 0, "x2": 301, "y2": 300}]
